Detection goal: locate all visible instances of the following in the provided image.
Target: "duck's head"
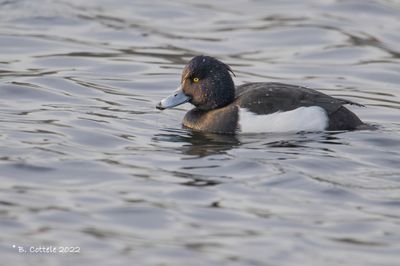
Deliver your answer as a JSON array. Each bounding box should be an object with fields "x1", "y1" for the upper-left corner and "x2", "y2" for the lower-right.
[{"x1": 157, "y1": 55, "x2": 235, "y2": 111}]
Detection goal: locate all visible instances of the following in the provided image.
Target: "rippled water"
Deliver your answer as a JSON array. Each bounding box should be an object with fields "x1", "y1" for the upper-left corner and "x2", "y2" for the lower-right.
[{"x1": 1, "y1": 0, "x2": 400, "y2": 265}]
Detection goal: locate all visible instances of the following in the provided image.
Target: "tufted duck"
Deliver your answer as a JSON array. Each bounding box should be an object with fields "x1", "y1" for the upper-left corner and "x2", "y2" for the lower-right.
[{"x1": 157, "y1": 56, "x2": 365, "y2": 134}]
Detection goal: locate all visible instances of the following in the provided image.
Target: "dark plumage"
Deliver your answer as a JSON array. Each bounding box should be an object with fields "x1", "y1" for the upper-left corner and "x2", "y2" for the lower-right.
[
  {"x1": 157, "y1": 55, "x2": 365, "y2": 134},
  {"x1": 181, "y1": 55, "x2": 235, "y2": 110},
  {"x1": 234, "y1": 82, "x2": 364, "y2": 131}
]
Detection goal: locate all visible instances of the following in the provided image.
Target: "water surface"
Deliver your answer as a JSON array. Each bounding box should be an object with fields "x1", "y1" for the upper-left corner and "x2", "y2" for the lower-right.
[{"x1": 1, "y1": 0, "x2": 400, "y2": 265}]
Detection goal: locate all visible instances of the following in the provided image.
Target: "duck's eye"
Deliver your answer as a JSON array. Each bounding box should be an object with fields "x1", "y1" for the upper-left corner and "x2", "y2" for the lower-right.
[{"x1": 193, "y1": 77, "x2": 199, "y2": 83}]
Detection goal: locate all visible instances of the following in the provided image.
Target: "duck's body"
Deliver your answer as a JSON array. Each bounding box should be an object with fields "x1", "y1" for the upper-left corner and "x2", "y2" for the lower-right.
[
  {"x1": 183, "y1": 82, "x2": 363, "y2": 134},
  {"x1": 157, "y1": 56, "x2": 365, "y2": 134}
]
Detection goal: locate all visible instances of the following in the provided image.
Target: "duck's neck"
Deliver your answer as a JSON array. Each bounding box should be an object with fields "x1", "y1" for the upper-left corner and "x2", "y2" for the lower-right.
[{"x1": 182, "y1": 105, "x2": 239, "y2": 134}]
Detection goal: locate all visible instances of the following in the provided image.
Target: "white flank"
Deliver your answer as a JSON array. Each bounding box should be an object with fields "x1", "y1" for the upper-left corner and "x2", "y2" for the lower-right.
[{"x1": 239, "y1": 106, "x2": 328, "y2": 133}]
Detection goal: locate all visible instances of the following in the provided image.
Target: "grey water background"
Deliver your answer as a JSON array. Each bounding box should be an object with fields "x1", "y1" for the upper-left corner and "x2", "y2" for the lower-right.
[{"x1": 1, "y1": 0, "x2": 400, "y2": 265}]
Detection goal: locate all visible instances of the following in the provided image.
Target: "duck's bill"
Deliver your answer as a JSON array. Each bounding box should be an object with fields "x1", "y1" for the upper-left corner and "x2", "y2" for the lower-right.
[{"x1": 156, "y1": 86, "x2": 190, "y2": 110}]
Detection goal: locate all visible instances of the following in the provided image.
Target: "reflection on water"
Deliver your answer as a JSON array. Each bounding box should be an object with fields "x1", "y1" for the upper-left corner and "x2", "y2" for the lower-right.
[
  {"x1": 1, "y1": 0, "x2": 400, "y2": 265},
  {"x1": 153, "y1": 129, "x2": 240, "y2": 157}
]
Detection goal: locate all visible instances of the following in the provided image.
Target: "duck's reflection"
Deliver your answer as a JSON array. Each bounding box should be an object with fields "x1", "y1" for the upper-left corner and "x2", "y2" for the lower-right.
[
  {"x1": 153, "y1": 128, "x2": 347, "y2": 158},
  {"x1": 153, "y1": 128, "x2": 351, "y2": 188},
  {"x1": 153, "y1": 128, "x2": 240, "y2": 158}
]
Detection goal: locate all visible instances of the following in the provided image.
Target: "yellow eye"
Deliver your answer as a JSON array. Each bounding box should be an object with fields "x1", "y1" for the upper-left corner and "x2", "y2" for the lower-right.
[{"x1": 193, "y1": 77, "x2": 199, "y2": 83}]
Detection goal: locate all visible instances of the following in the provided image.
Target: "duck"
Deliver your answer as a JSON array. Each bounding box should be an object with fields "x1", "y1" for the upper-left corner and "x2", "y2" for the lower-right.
[{"x1": 156, "y1": 55, "x2": 365, "y2": 134}]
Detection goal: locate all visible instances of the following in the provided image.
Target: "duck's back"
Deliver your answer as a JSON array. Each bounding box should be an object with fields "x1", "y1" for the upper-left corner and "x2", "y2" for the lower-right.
[{"x1": 234, "y1": 82, "x2": 364, "y2": 131}]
